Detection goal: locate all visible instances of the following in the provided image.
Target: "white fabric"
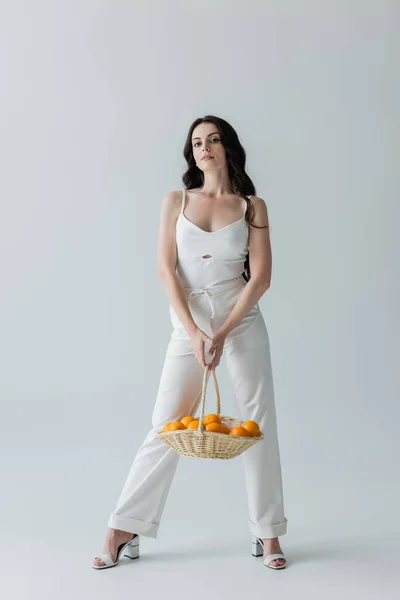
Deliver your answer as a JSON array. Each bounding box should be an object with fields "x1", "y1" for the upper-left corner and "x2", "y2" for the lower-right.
[
  {"x1": 108, "y1": 271, "x2": 288, "y2": 540},
  {"x1": 187, "y1": 288, "x2": 216, "y2": 318},
  {"x1": 175, "y1": 188, "x2": 250, "y2": 288}
]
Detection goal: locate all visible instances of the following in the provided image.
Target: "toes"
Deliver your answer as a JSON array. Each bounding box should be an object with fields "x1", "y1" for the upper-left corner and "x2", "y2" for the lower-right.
[{"x1": 270, "y1": 558, "x2": 285, "y2": 567}]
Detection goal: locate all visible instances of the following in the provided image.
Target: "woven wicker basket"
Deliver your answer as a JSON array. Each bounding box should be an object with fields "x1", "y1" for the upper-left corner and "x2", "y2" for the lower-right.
[{"x1": 156, "y1": 364, "x2": 264, "y2": 459}]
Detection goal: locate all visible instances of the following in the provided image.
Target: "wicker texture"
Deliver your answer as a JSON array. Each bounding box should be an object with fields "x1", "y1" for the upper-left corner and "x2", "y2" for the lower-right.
[{"x1": 156, "y1": 364, "x2": 264, "y2": 459}]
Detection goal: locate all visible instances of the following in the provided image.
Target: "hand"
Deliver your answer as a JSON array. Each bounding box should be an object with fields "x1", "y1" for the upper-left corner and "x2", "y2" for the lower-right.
[
  {"x1": 188, "y1": 327, "x2": 214, "y2": 368},
  {"x1": 207, "y1": 330, "x2": 227, "y2": 371}
]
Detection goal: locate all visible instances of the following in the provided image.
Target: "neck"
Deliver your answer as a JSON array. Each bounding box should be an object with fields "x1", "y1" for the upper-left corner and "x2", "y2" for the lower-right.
[{"x1": 200, "y1": 169, "x2": 233, "y2": 197}]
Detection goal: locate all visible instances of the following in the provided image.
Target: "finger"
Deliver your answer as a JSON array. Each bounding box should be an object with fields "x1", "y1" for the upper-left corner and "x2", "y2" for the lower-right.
[
  {"x1": 201, "y1": 342, "x2": 207, "y2": 367},
  {"x1": 211, "y1": 350, "x2": 221, "y2": 368},
  {"x1": 213, "y1": 351, "x2": 222, "y2": 368}
]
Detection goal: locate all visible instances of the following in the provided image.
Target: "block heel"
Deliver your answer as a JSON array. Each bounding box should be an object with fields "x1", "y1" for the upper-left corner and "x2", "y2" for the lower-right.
[
  {"x1": 123, "y1": 536, "x2": 140, "y2": 560},
  {"x1": 251, "y1": 535, "x2": 264, "y2": 557}
]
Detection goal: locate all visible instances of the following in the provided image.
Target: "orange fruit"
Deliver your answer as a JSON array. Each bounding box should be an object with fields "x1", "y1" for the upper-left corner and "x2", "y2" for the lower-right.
[
  {"x1": 241, "y1": 420, "x2": 261, "y2": 436},
  {"x1": 180, "y1": 416, "x2": 195, "y2": 427},
  {"x1": 220, "y1": 424, "x2": 231, "y2": 434},
  {"x1": 168, "y1": 421, "x2": 186, "y2": 431},
  {"x1": 161, "y1": 423, "x2": 172, "y2": 433},
  {"x1": 187, "y1": 420, "x2": 200, "y2": 430},
  {"x1": 203, "y1": 413, "x2": 222, "y2": 426},
  {"x1": 205, "y1": 422, "x2": 224, "y2": 433},
  {"x1": 229, "y1": 426, "x2": 251, "y2": 437}
]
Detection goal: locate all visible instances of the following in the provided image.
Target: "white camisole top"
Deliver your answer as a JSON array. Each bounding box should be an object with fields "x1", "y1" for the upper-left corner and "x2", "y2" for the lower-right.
[{"x1": 175, "y1": 188, "x2": 251, "y2": 289}]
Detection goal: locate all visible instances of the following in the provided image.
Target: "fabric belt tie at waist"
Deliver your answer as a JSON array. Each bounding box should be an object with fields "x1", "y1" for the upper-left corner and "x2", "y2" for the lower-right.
[{"x1": 187, "y1": 289, "x2": 215, "y2": 318}]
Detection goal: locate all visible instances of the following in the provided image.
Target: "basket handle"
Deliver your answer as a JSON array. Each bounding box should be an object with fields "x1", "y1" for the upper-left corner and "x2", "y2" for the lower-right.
[{"x1": 196, "y1": 364, "x2": 221, "y2": 434}]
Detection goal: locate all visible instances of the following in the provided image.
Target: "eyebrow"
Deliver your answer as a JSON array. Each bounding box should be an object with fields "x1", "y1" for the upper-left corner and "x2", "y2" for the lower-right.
[{"x1": 191, "y1": 131, "x2": 220, "y2": 141}]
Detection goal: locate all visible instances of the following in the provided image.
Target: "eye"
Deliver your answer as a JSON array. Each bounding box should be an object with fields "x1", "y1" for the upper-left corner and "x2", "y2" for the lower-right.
[{"x1": 193, "y1": 137, "x2": 219, "y2": 147}]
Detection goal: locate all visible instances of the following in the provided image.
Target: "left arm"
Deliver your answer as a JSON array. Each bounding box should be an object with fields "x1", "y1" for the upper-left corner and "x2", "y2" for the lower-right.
[{"x1": 208, "y1": 196, "x2": 271, "y2": 369}]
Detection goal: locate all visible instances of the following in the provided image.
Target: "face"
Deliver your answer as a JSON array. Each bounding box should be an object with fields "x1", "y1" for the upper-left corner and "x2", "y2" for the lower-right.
[{"x1": 191, "y1": 122, "x2": 226, "y2": 171}]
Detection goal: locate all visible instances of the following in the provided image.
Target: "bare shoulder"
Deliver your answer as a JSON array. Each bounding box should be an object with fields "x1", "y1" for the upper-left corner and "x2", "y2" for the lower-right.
[
  {"x1": 249, "y1": 195, "x2": 269, "y2": 228},
  {"x1": 161, "y1": 189, "x2": 182, "y2": 210},
  {"x1": 159, "y1": 189, "x2": 183, "y2": 220}
]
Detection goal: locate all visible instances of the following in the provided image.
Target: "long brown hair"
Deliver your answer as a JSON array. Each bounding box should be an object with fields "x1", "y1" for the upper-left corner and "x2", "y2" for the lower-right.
[{"x1": 182, "y1": 115, "x2": 269, "y2": 282}]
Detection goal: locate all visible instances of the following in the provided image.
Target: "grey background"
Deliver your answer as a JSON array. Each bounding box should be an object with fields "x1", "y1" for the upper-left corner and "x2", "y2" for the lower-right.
[{"x1": 1, "y1": 1, "x2": 399, "y2": 598}]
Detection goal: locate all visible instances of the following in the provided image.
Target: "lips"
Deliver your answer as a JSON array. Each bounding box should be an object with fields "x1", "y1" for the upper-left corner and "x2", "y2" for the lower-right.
[{"x1": 202, "y1": 156, "x2": 214, "y2": 161}]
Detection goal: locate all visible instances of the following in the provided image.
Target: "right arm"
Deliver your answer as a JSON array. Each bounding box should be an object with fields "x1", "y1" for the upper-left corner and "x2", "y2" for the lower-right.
[{"x1": 157, "y1": 191, "x2": 213, "y2": 367}]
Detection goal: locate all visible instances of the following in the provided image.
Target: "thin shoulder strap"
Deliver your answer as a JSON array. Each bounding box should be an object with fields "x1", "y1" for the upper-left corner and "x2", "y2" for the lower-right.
[{"x1": 180, "y1": 188, "x2": 186, "y2": 215}]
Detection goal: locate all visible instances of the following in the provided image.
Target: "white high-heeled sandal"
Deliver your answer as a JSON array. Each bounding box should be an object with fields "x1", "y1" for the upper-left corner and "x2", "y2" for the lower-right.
[
  {"x1": 92, "y1": 534, "x2": 140, "y2": 569},
  {"x1": 251, "y1": 535, "x2": 287, "y2": 569}
]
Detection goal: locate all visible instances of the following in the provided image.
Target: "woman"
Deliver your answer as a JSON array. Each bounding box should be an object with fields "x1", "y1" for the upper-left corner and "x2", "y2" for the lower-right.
[{"x1": 93, "y1": 115, "x2": 288, "y2": 570}]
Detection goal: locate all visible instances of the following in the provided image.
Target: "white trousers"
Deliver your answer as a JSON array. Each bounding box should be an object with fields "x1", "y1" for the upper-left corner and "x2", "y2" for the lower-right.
[{"x1": 108, "y1": 275, "x2": 288, "y2": 539}]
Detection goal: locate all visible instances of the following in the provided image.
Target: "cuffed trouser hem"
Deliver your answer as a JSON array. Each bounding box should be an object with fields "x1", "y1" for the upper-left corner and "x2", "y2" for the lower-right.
[
  {"x1": 249, "y1": 518, "x2": 288, "y2": 539},
  {"x1": 108, "y1": 513, "x2": 159, "y2": 538}
]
